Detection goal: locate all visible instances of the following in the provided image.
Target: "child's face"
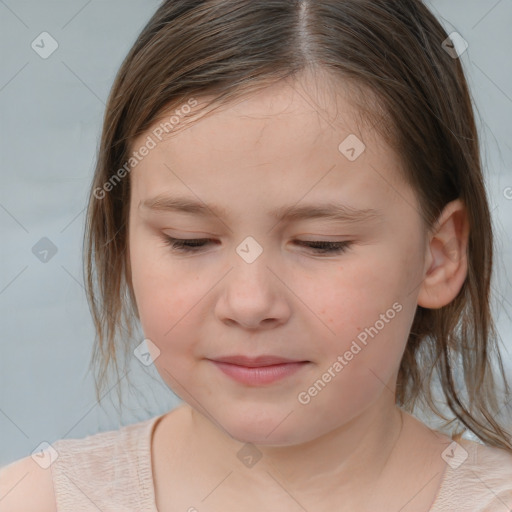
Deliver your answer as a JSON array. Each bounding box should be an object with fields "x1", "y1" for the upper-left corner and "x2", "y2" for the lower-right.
[{"x1": 127, "y1": 73, "x2": 430, "y2": 445}]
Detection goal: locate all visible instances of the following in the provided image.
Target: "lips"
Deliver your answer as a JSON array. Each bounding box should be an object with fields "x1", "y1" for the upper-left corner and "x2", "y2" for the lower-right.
[
  {"x1": 210, "y1": 355, "x2": 307, "y2": 367},
  {"x1": 208, "y1": 355, "x2": 310, "y2": 385}
]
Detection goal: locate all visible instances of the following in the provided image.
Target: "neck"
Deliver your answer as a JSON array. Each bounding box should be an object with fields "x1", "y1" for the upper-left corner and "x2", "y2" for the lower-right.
[{"x1": 187, "y1": 397, "x2": 406, "y2": 496}]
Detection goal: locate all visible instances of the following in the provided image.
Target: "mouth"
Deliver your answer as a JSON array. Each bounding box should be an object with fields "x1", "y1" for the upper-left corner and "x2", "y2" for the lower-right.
[{"x1": 207, "y1": 355, "x2": 310, "y2": 386}]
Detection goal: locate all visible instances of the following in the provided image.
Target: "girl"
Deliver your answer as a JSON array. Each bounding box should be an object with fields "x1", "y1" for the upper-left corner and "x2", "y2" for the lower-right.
[{"x1": 1, "y1": 0, "x2": 512, "y2": 510}]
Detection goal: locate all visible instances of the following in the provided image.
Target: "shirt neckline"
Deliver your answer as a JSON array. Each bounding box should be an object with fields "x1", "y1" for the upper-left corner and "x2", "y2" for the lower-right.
[{"x1": 139, "y1": 413, "x2": 476, "y2": 512}]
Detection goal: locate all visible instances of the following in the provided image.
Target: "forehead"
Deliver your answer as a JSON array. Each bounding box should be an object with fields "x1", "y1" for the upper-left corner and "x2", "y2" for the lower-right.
[
  {"x1": 128, "y1": 72, "x2": 406, "y2": 219},
  {"x1": 131, "y1": 69, "x2": 381, "y2": 156}
]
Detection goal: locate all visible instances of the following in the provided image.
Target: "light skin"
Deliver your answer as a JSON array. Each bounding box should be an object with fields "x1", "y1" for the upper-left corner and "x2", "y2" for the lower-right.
[{"x1": 127, "y1": 69, "x2": 469, "y2": 511}]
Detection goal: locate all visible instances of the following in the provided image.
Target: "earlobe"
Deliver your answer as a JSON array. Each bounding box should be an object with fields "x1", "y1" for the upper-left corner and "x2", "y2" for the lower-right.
[{"x1": 417, "y1": 199, "x2": 470, "y2": 309}]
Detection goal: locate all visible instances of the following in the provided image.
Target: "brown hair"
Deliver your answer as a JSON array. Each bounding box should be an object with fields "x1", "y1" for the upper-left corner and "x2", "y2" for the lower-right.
[{"x1": 84, "y1": 0, "x2": 511, "y2": 450}]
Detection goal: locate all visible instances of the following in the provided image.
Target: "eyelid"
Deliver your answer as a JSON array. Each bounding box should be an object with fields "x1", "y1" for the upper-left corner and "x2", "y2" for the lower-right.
[{"x1": 161, "y1": 235, "x2": 353, "y2": 256}]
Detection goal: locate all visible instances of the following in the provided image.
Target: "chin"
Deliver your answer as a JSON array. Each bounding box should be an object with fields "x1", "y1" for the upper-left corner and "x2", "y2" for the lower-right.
[{"x1": 220, "y1": 407, "x2": 313, "y2": 447}]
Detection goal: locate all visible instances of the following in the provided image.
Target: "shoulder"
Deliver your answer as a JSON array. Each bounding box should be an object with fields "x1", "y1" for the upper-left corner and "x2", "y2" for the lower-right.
[
  {"x1": 49, "y1": 417, "x2": 153, "y2": 490},
  {"x1": 0, "y1": 455, "x2": 56, "y2": 512},
  {"x1": 455, "y1": 438, "x2": 512, "y2": 509},
  {"x1": 0, "y1": 415, "x2": 158, "y2": 512},
  {"x1": 466, "y1": 438, "x2": 512, "y2": 485}
]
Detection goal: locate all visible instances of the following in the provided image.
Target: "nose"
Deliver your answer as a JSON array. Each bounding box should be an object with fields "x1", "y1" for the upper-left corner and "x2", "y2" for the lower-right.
[{"x1": 214, "y1": 249, "x2": 291, "y2": 331}]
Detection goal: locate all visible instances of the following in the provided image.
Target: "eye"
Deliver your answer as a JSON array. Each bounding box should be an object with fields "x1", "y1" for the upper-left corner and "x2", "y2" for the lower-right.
[
  {"x1": 162, "y1": 237, "x2": 214, "y2": 252},
  {"x1": 294, "y1": 240, "x2": 352, "y2": 255},
  {"x1": 162, "y1": 236, "x2": 352, "y2": 255}
]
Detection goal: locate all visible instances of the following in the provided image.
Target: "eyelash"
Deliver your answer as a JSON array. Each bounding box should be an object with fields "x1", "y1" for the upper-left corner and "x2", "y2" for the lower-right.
[{"x1": 162, "y1": 237, "x2": 352, "y2": 255}]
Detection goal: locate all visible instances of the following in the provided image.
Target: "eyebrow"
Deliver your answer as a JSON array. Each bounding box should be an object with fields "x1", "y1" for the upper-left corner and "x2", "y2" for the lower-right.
[{"x1": 140, "y1": 195, "x2": 383, "y2": 224}]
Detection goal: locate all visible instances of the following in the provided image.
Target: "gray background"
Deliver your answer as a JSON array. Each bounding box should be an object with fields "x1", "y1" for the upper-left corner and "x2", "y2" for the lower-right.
[{"x1": 1, "y1": 0, "x2": 511, "y2": 466}]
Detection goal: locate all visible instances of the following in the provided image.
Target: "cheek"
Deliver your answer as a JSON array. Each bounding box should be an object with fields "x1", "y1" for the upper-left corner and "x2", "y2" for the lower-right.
[
  {"x1": 134, "y1": 271, "x2": 203, "y2": 342},
  {"x1": 132, "y1": 262, "x2": 207, "y2": 390},
  {"x1": 312, "y1": 256, "x2": 406, "y2": 338},
  {"x1": 309, "y1": 256, "x2": 413, "y2": 381},
  {"x1": 129, "y1": 232, "x2": 204, "y2": 344}
]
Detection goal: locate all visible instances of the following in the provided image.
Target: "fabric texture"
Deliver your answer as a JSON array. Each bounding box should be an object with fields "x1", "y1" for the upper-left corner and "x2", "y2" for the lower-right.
[
  {"x1": 49, "y1": 414, "x2": 512, "y2": 511},
  {"x1": 429, "y1": 436, "x2": 512, "y2": 511},
  {"x1": 50, "y1": 414, "x2": 163, "y2": 511}
]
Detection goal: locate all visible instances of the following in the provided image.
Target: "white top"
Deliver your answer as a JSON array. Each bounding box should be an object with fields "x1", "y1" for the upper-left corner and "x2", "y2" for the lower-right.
[{"x1": 49, "y1": 414, "x2": 512, "y2": 511}]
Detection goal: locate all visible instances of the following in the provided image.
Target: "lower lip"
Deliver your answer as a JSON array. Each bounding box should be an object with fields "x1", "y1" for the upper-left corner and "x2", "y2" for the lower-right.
[{"x1": 211, "y1": 361, "x2": 308, "y2": 386}]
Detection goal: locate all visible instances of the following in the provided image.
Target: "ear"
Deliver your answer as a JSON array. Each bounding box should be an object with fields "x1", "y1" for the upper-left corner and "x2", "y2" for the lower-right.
[{"x1": 417, "y1": 199, "x2": 470, "y2": 309}]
